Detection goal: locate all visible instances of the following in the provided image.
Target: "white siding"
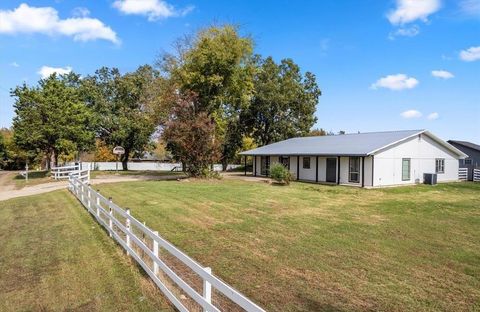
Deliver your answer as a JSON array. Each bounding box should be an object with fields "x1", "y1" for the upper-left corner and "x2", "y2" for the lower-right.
[
  {"x1": 373, "y1": 133, "x2": 459, "y2": 186},
  {"x1": 363, "y1": 156, "x2": 373, "y2": 187},
  {"x1": 289, "y1": 156, "x2": 298, "y2": 179},
  {"x1": 298, "y1": 156, "x2": 316, "y2": 181},
  {"x1": 317, "y1": 157, "x2": 327, "y2": 182}
]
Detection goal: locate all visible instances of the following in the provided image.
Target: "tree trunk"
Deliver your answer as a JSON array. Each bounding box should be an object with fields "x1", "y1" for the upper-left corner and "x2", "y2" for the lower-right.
[
  {"x1": 45, "y1": 152, "x2": 51, "y2": 170},
  {"x1": 222, "y1": 158, "x2": 228, "y2": 171},
  {"x1": 121, "y1": 153, "x2": 129, "y2": 171},
  {"x1": 54, "y1": 151, "x2": 59, "y2": 168},
  {"x1": 181, "y1": 161, "x2": 186, "y2": 173}
]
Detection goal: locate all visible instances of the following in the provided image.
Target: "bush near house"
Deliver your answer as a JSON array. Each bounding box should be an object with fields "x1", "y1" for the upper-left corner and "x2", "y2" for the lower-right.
[{"x1": 269, "y1": 163, "x2": 292, "y2": 184}]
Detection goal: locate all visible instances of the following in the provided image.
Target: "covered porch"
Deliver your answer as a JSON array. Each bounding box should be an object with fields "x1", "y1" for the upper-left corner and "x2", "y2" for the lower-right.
[{"x1": 242, "y1": 155, "x2": 374, "y2": 187}]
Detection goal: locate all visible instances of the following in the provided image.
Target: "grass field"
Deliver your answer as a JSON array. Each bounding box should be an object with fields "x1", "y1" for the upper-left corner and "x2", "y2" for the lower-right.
[
  {"x1": 0, "y1": 191, "x2": 174, "y2": 311},
  {"x1": 12, "y1": 170, "x2": 53, "y2": 189},
  {"x1": 93, "y1": 179, "x2": 480, "y2": 312},
  {"x1": 1, "y1": 179, "x2": 479, "y2": 311}
]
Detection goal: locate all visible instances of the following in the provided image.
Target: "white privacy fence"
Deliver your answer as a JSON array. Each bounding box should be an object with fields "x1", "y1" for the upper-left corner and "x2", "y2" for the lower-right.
[
  {"x1": 68, "y1": 176, "x2": 265, "y2": 312},
  {"x1": 52, "y1": 164, "x2": 90, "y2": 183},
  {"x1": 458, "y1": 168, "x2": 468, "y2": 181},
  {"x1": 474, "y1": 169, "x2": 480, "y2": 182},
  {"x1": 80, "y1": 161, "x2": 241, "y2": 172}
]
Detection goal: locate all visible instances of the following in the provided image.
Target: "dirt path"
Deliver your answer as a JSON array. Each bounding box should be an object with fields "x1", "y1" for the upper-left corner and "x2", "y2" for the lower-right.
[
  {"x1": 0, "y1": 171, "x2": 17, "y2": 193},
  {"x1": 0, "y1": 174, "x2": 183, "y2": 201}
]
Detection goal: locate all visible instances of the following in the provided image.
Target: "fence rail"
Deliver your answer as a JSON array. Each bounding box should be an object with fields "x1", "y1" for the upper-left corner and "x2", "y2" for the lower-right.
[
  {"x1": 474, "y1": 169, "x2": 480, "y2": 182},
  {"x1": 52, "y1": 164, "x2": 90, "y2": 183},
  {"x1": 68, "y1": 176, "x2": 265, "y2": 312},
  {"x1": 459, "y1": 168, "x2": 468, "y2": 181}
]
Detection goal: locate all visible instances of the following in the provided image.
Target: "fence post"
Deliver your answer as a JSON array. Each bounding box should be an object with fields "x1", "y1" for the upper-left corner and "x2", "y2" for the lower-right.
[
  {"x1": 96, "y1": 190, "x2": 100, "y2": 217},
  {"x1": 80, "y1": 183, "x2": 84, "y2": 203},
  {"x1": 126, "y1": 208, "x2": 131, "y2": 256},
  {"x1": 203, "y1": 267, "x2": 212, "y2": 312},
  {"x1": 87, "y1": 186, "x2": 91, "y2": 210},
  {"x1": 108, "y1": 197, "x2": 113, "y2": 237},
  {"x1": 153, "y1": 231, "x2": 159, "y2": 275}
]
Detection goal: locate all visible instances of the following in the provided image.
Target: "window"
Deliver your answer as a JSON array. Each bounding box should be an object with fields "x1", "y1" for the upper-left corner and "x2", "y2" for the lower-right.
[
  {"x1": 280, "y1": 156, "x2": 290, "y2": 169},
  {"x1": 302, "y1": 157, "x2": 311, "y2": 169},
  {"x1": 435, "y1": 158, "x2": 445, "y2": 174},
  {"x1": 349, "y1": 157, "x2": 360, "y2": 183},
  {"x1": 465, "y1": 159, "x2": 472, "y2": 165},
  {"x1": 402, "y1": 158, "x2": 411, "y2": 181}
]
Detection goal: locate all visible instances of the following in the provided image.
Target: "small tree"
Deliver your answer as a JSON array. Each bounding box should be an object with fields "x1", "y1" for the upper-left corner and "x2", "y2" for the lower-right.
[
  {"x1": 269, "y1": 163, "x2": 292, "y2": 185},
  {"x1": 163, "y1": 93, "x2": 220, "y2": 177}
]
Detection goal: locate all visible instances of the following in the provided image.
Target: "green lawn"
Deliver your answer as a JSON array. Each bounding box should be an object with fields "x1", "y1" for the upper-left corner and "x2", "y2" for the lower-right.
[
  {"x1": 0, "y1": 191, "x2": 174, "y2": 311},
  {"x1": 12, "y1": 170, "x2": 52, "y2": 189},
  {"x1": 1, "y1": 180, "x2": 479, "y2": 311},
  {"x1": 91, "y1": 180, "x2": 480, "y2": 312}
]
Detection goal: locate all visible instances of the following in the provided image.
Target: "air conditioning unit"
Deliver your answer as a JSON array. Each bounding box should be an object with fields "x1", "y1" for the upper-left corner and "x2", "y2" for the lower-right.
[{"x1": 423, "y1": 173, "x2": 437, "y2": 185}]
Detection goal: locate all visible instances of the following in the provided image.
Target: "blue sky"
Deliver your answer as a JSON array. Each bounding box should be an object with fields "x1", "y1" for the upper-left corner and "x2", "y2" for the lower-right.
[{"x1": 1, "y1": 0, "x2": 479, "y2": 142}]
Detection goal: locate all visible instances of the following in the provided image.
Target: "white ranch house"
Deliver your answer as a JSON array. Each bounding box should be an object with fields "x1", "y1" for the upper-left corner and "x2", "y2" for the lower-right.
[{"x1": 240, "y1": 130, "x2": 467, "y2": 187}]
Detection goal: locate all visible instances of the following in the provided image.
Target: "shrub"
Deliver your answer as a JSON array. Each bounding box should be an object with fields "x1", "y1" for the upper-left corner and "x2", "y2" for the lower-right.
[{"x1": 269, "y1": 163, "x2": 292, "y2": 185}]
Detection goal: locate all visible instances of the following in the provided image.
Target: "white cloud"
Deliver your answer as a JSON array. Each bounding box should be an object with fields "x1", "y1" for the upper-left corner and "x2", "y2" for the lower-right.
[
  {"x1": 427, "y1": 112, "x2": 439, "y2": 120},
  {"x1": 113, "y1": 0, "x2": 194, "y2": 21},
  {"x1": 72, "y1": 7, "x2": 91, "y2": 18},
  {"x1": 10, "y1": 62, "x2": 19, "y2": 67},
  {"x1": 0, "y1": 4, "x2": 119, "y2": 44},
  {"x1": 371, "y1": 74, "x2": 419, "y2": 91},
  {"x1": 459, "y1": 0, "x2": 480, "y2": 17},
  {"x1": 388, "y1": 0, "x2": 441, "y2": 25},
  {"x1": 460, "y1": 46, "x2": 480, "y2": 61},
  {"x1": 401, "y1": 110, "x2": 423, "y2": 119},
  {"x1": 431, "y1": 70, "x2": 454, "y2": 79},
  {"x1": 388, "y1": 25, "x2": 420, "y2": 39},
  {"x1": 38, "y1": 66, "x2": 72, "y2": 78}
]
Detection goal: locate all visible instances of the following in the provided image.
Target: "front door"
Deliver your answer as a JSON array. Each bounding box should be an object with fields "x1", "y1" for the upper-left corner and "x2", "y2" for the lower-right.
[{"x1": 326, "y1": 158, "x2": 337, "y2": 183}]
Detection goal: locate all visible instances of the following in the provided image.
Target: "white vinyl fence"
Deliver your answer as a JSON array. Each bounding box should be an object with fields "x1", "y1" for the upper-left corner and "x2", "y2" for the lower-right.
[
  {"x1": 458, "y1": 168, "x2": 468, "y2": 181},
  {"x1": 474, "y1": 169, "x2": 480, "y2": 182},
  {"x1": 68, "y1": 176, "x2": 265, "y2": 312},
  {"x1": 80, "y1": 162, "x2": 241, "y2": 172},
  {"x1": 52, "y1": 164, "x2": 90, "y2": 183}
]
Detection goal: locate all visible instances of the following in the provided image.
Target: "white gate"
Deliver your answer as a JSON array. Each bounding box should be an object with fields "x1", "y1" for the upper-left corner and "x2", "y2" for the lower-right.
[
  {"x1": 458, "y1": 168, "x2": 468, "y2": 181},
  {"x1": 474, "y1": 169, "x2": 480, "y2": 182},
  {"x1": 52, "y1": 164, "x2": 90, "y2": 183}
]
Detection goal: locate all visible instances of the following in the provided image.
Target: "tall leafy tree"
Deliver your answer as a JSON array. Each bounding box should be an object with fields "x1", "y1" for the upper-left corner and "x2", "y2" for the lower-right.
[
  {"x1": 12, "y1": 73, "x2": 94, "y2": 168},
  {"x1": 82, "y1": 66, "x2": 158, "y2": 170},
  {"x1": 159, "y1": 25, "x2": 255, "y2": 170},
  {"x1": 245, "y1": 56, "x2": 321, "y2": 146},
  {"x1": 163, "y1": 92, "x2": 220, "y2": 176},
  {"x1": 0, "y1": 131, "x2": 6, "y2": 169}
]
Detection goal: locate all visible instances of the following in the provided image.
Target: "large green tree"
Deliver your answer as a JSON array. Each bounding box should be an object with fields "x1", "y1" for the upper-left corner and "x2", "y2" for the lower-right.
[
  {"x1": 12, "y1": 73, "x2": 94, "y2": 168},
  {"x1": 0, "y1": 131, "x2": 6, "y2": 169},
  {"x1": 82, "y1": 66, "x2": 158, "y2": 170},
  {"x1": 163, "y1": 92, "x2": 220, "y2": 176},
  {"x1": 245, "y1": 56, "x2": 321, "y2": 146},
  {"x1": 159, "y1": 25, "x2": 255, "y2": 170}
]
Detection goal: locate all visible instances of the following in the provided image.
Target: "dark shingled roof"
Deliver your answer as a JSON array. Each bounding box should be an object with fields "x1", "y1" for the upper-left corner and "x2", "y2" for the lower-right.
[
  {"x1": 447, "y1": 140, "x2": 480, "y2": 152},
  {"x1": 240, "y1": 130, "x2": 466, "y2": 157}
]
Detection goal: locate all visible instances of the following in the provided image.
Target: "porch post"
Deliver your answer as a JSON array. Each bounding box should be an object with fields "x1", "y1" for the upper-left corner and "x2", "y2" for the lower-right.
[
  {"x1": 361, "y1": 156, "x2": 365, "y2": 187},
  {"x1": 254, "y1": 156, "x2": 256, "y2": 177},
  {"x1": 244, "y1": 156, "x2": 247, "y2": 176},
  {"x1": 337, "y1": 156, "x2": 340, "y2": 185},
  {"x1": 315, "y1": 156, "x2": 319, "y2": 182},
  {"x1": 297, "y1": 156, "x2": 300, "y2": 180}
]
